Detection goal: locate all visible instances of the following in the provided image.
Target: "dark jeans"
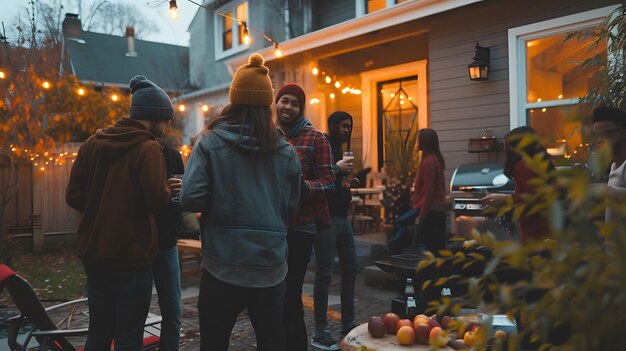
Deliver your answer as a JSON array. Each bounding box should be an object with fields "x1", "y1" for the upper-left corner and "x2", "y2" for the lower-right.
[
  {"x1": 198, "y1": 270, "x2": 286, "y2": 351},
  {"x1": 420, "y1": 210, "x2": 447, "y2": 253},
  {"x1": 84, "y1": 267, "x2": 153, "y2": 351},
  {"x1": 153, "y1": 245, "x2": 181, "y2": 351},
  {"x1": 284, "y1": 230, "x2": 316, "y2": 351},
  {"x1": 313, "y1": 216, "x2": 359, "y2": 333}
]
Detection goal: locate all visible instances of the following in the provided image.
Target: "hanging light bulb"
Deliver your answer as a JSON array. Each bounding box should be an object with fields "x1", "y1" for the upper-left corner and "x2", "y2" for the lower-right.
[
  {"x1": 325, "y1": 76, "x2": 331, "y2": 84},
  {"x1": 77, "y1": 88, "x2": 85, "y2": 96},
  {"x1": 111, "y1": 94, "x2": 119, "y2": 102},
  {"x1": 242, "y1": 24, "x2": 251, "y2": 45},
  {"x1": 169, "y1": 0, "x2": 179, "y2": 20},
  {"x1": 42, "y1": 81, "x2": 50, "y2": 89},
  {"x1": 202, "y1": 104, "x2": 209, "y2": 112},
  {"x1": 329, "y1": 93, "x2": 336, "y2": 99},
  {"x1": 312, "y1": 67, "x2": 319, "y2": 75},
  {"x1": 0, "y1": 71, "x2": 5, "y2": 79},
  {"x1": 334, "y1": 81, "x2": 341, "y2": 88},
  {"x1": 274, "y1": 43, "x2": 283, "y2": 57},
  {"x1": 178, "y1": 104, "x2": 186, "y2": 112}
]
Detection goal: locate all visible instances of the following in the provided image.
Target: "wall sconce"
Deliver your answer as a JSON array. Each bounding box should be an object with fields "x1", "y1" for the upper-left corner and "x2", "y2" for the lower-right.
[{"x1": 468, "y1": 43, "x2": 490, "y2": 81}]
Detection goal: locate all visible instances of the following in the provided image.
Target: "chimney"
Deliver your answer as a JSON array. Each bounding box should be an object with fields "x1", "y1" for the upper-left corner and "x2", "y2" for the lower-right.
[
  {"x1": 125, "y1": 26, "x2": 137, "y2": 57},
  {"x1": 62, "y1": 13, "x2": 82, "y2": 38}
]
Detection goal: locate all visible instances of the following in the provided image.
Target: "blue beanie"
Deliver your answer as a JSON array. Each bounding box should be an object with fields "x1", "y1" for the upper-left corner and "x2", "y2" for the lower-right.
[{"x1": 128, "y1": 75, "x2": 174, "y2": 121}]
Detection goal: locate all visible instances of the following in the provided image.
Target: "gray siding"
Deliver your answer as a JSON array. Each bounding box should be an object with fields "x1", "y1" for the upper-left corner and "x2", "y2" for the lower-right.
[
  {"x1": 313, "y1": 0, "x2": 356, "y2": 30},
  {"x1": 425, "y1": 0, "x2": 616, "y2": 180}
]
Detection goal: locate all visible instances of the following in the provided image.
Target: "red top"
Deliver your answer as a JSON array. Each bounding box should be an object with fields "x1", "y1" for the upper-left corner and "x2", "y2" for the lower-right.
[
  {"x1": 411, "y1": 154, "x2": 446, "y2": 216},
  {"x1": 512, "y1": 161, "x2": 551, "y2": 245}
]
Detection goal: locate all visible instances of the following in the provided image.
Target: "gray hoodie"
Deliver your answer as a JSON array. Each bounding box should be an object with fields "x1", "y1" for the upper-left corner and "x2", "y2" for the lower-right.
[{"x1": 180, "y1": 122, "x2": 301, "y2": 287}]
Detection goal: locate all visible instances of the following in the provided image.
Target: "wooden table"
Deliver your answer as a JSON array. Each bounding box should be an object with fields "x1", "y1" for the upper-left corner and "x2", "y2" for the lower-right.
[
  {"x1": 340, "y1": 324, "x2": 454, "y2": 351},
  {"x1": 177, "y1": 239, "x2": 202, "y2": 277},
  {"x1": 350, "y1": 188, "x2": 384, "y2": 234}
]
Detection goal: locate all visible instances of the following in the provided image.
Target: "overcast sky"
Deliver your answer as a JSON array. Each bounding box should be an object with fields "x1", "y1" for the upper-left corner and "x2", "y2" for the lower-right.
[{"x1": 2, "y1": 0, "x2": 197, "y2": 47}]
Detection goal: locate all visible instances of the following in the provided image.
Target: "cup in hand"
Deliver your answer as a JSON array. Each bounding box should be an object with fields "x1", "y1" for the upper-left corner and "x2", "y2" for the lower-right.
[
  {"x1": 169, "y1": 174, "x2": 183, "y2": 203},
  {"x1": 342, "y1": 151, "x2": 354, "y2": 162}
]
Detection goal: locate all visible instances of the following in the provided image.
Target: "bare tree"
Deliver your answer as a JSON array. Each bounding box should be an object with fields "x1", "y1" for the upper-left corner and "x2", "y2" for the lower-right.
[{"x1": 83, "y1": 1, "x2": 159, "y2": 38}]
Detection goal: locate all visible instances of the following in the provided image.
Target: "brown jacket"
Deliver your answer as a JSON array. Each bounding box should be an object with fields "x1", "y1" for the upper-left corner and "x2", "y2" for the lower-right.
[{"x1": 66, "y1": 118, "x2": 170, "y2": 271}]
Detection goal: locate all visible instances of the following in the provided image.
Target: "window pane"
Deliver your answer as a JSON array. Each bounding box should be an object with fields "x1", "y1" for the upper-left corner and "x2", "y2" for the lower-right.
[
  {"x1": 528, "y1": 105, "x2": 593, "y2": 164},
  {"x1": 223, "y1": 31, "x2": 232, "y2": 50},
  {"x1": 223, "y1": 11, "x2": 232, "y2": 31},
  {"x1": 367, "y1": 0, "x2": 386, "y2": 13},
  {"x1": 237, "y1": 2, "x2": 247, "y2": 21},
  {"x1": 526, "y1": 29, "x2": 607, "y2": 103}
]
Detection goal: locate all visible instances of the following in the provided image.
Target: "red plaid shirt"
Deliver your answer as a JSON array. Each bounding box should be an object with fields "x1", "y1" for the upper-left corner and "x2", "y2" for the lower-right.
[{"x1": 284, "y1": 117, "x2": 335, "y2": 230}]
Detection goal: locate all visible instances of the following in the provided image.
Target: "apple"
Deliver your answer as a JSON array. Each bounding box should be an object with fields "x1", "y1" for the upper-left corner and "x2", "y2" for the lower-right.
[
  {"x1": 429, "y1": 326, "x2": 449, "y2": 347},
  {"x1": 440, "y1": 315, "x2": 452, "y2": 330},
  {"x1": 383, "y1": 313, "x2": 400, "y2": 334},
  {"x1": 494, "y1": 330, "x2": 507, "y2": 340},
  {"x1": 414, "y1": 323, "x2": 431, "y2": 344},
  {"x1": 396, "y1": 326, "x2": 415, "y2": 345},
  {"x1": 426, "y1": 318, "x2": 441, "y2": 329},
  {"x1": 463, "y1": 330, "x2": 476, "y2": 346},
  {"x1": 414, "y1": 314, "x2": 429, "y2": 326},
  {"x1": 396, "y1": 319, "x2": 413, "y2": 333},
  {"x1": 367, "y1": 316, "x2": 386, "y2": 338}
]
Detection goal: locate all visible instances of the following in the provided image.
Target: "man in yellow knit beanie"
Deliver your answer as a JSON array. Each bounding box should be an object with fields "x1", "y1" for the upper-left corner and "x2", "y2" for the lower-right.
[{"x1": 181, "y1": 53, "x2": 301, "y2": 351}]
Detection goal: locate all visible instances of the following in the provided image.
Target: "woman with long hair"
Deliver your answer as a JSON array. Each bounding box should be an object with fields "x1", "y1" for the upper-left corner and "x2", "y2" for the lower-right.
[
  {"x1": 411, "y1": 128, "x2": 447, "y2": 253},
  {"x1": 180, "y1": 53, "x2": 301, "y2": 351},
  {"x1": 481, "y1": 126, "x2": 554, "y2": 245}
]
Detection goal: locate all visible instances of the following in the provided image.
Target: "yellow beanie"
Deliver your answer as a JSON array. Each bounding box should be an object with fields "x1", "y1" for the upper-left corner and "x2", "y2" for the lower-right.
[{"x1": 229, "y1": 53, "x2": 274, "y2": 106}]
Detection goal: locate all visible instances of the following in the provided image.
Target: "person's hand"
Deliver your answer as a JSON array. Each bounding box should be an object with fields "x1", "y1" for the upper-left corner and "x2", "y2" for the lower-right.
[
  {"x1": 167, "y1": 177, "x2": 183, "y2": 197},
  {"x1": 337, "y1": 158, "x2": 355, "y2": 174},
  {"x1": 480, "y1": 193, "x2": 507, "y2": 208}
]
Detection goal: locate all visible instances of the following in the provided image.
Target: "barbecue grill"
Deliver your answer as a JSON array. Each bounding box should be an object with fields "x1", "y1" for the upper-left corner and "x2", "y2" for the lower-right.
[{"x1": 449, "y1": 162, "x2": 516, "y2": 240}]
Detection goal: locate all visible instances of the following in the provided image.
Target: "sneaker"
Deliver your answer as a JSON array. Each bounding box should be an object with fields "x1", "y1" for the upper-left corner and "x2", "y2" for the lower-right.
[{"x1": 311, "y1": 330, "x2": 339, "y2": 351}]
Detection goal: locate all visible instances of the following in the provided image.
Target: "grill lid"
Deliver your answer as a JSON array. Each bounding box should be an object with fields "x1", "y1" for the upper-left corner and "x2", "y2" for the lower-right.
[{"x1": 450, "y1": 162, "x2": 514, "y2": 193}]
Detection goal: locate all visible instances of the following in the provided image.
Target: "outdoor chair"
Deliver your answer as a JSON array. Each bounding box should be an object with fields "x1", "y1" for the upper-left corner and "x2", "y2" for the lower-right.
[{"x1": 0, "y1": 265, "x2": 161, "y2": 351}]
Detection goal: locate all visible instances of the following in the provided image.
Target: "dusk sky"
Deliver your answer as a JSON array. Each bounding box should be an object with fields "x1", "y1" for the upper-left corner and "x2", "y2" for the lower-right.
[{"x1": 3, "y1": 0, "x2": 197, "y2": 47}]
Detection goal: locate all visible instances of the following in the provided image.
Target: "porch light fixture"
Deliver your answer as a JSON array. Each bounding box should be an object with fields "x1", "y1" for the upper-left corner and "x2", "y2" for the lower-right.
[{"x1": 468, "y1": 43, "x2": 490, "y2": 81}]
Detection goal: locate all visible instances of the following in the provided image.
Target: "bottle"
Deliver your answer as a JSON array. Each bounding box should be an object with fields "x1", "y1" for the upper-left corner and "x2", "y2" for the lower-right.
[{"x1": 405, "y1": 278, "x2": 416, "y2": 320}]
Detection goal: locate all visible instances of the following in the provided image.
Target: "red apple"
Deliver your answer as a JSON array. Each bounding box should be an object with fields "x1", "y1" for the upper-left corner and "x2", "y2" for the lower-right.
[
  {"x1": 414, "y1": 323, "x2": 431, "y2": 344},
  {"x1": 397, "y1": 326, "x2": 415, "y2": 345},
  {"x1": 396, "y1": 319, "x2": 413, "y2": 333},
  {"x1": 427, "y1": 317, "x2": 441, "y2": 329},
  {"x1": 383, "y1": 313, "x2": 401, "y2": 334},
  {"x1": 368, "y1": 316, "x2": 386, "y2": 338},
  {"x1": 441, "y1": 315, "x2": 452, "y2": 330}
]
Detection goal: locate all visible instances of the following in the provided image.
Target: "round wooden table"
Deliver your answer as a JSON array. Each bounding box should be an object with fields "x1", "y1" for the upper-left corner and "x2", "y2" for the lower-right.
[{"x1": 340, "y1": 324, "x2": 454, "y2": 351}]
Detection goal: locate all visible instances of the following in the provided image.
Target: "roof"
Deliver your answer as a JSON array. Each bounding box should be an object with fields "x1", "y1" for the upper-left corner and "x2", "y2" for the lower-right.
[{"x1": 65, "y1": 31, "x2": 191, "y2": 93}]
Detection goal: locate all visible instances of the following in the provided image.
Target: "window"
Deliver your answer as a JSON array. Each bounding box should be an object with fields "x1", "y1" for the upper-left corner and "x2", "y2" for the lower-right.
[
  {"x1": 361, "y1": 0, "x2": 407, "y2": 15},
  {"x1": 508, "y1": 6, "x2": 615, "y2": 163},
  {"x1": 214, "y1": 1, "x2": 249, "y2": 60}
]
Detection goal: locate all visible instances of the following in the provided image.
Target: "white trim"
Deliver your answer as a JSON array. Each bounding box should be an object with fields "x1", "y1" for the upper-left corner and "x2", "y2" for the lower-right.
[
  {"x1": 508, "y1": 5, "x2": 618, "y2": 129},
  {"x1": 360, "y1": 60, "x2": 428, "y2": 170},
  {"x1": 213, "y1": 0, "x2": 250, "y2": 61},
  {"x1": 226, "y1": 0, "x2": 482, "y2": 67},
  {"x1": 355, "y1": 0, "x2": 365, "y2": 17},
  {"x1": 173, "y1": 82, "x2": 230, "y2": 102}
]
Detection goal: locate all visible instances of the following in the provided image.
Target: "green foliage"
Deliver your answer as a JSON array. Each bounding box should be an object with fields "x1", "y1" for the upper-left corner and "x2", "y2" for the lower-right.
[{"x1": 381, "y1": 126, "x2": 419, "y2": 223}]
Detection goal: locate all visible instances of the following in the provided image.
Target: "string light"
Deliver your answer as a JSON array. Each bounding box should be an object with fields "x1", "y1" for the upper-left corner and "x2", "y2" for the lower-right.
[
  {"x1": 325, "y1": 76, "x2": 332, "y2": 84},
  {"x1": 42, "y1": 81, "x2": 50, "y2": 89},
  {"x1": 309, "y1": 98, "x2": 320, "y2": 104},
  {"x1": 557, "y1": 94, "x2": 563, "y2": 99},
  {"x1": 312, "y1": 67, "x2": 319, "y2": 75},
  {"x1": 111, "y1": 94, "x2": 119, "y2": 102},
  {"x1": 274, "y1": 42, "x2": 283, "y2": 57},
  {"x1": 329, "y1": 93, "x2": 335, "y2": 99},
  {"x1": 0, "y1": 71, "x2": 5, "y2": 79},
  {"x1": 201, "y1": 104, "x2": 209, "y2": 112},
  {"x1": 169, "y1": 0, "x2": 179, "y2": 20},
  {"x1": 77, "y1": 88, "x2": 85, "y2": 96},
  {"x1": 178, "y1": 104, "x2": 186, "y2": 112},
  {"x1": 334, "y1": 81, "x2": 341, "y2": 88},
  {"x1": 242, "y1": 23, "x2": 251, "y2": 45}
]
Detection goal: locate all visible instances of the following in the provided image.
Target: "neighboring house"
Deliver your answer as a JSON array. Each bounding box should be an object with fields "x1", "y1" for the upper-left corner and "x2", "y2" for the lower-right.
[
  {"x1": 180, "y1": 0, "x2": 615, "y2": 176},
  {"x1": 60, "y1": 13, "x2": 191, "y2": 96}
]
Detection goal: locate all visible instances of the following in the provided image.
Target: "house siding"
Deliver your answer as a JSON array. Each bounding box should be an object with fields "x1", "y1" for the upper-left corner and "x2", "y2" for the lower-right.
[
  {"x1": 313, "y1": 0, "x2": 356, "y2": 31},
  {"x1": 425, "y1": 0, "x2": 616, "y2": 180}
]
